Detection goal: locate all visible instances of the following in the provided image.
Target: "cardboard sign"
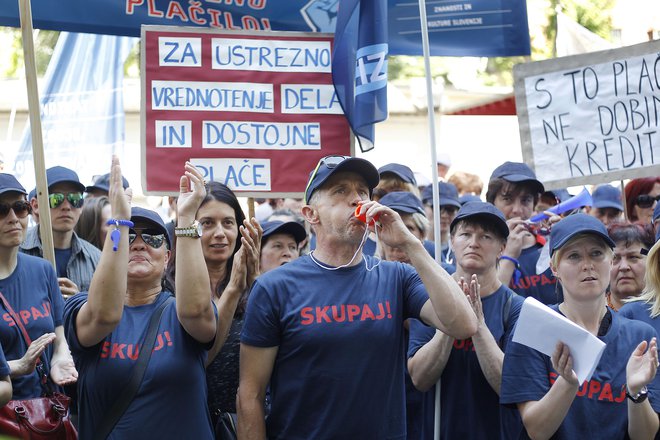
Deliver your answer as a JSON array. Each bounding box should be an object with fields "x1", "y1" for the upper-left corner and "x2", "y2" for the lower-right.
[
  {"x1": 141, "y1": 26, "x2": 351, "y2": 196},
  {"x1": 514, "y1": 40, "x2": 660, "y2": 189}
]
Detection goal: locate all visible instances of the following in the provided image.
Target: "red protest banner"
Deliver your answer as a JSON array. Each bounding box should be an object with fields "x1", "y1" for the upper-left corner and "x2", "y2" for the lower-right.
[{"x1": 141, "y1": 26, "x2": 351, "y2": 196}]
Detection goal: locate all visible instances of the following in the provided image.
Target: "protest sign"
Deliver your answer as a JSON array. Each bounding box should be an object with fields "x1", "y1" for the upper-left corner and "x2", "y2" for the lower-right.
[
  {"x1": 514, "y1": 40, "x2": 660, "y2": 189},
  {"x1": 141, "y1": 26, "x2": 350, "y2": 196}
]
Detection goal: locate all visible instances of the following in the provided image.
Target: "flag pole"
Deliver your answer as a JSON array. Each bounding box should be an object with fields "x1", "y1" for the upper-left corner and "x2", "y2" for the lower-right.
[
  {"x1": 416, "y1": 1, "x2": 442, "y2": 438},
  {"x1": 18, "y1": 0, "x2": 56, "y2": 268}
]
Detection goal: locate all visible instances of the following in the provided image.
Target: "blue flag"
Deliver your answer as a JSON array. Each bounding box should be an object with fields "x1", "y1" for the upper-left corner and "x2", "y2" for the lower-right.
[
  {"x1": 332, "y1": 0, "x2": 388, "y2": 152},
  {"x1": 13, "y1": 32, "x2": 136, "y2": 190}
]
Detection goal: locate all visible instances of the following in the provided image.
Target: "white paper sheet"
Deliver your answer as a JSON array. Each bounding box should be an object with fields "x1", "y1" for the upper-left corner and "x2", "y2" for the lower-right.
[{"x1": 512, "y1": 297, "x2": 606, "y2": 383}]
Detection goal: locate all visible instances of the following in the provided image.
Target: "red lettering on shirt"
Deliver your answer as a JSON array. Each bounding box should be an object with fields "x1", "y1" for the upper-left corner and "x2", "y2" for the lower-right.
[
  {"x1": 31, "y1": 307, "x2": 44, "y2": 320},
  {"x1": 111, "y1": 343, "x2": 127, "y2": 359},
  {"x1": 300, "y1": 307, "x2": 314, "y2": 325},
  {"x1": 100, "y1": 332, "x2": 175, "y2": 360},
  {"x1": 299, "y1": 302, "x2": 395, "y2": 325},
  {"x1": 548, "y1": 372, "x2": 626, "y2": 403},
  {"x1": 530, "y1": 275, "x2": 540, "y2": 286},
  {"x1": 541, "y1": 274, "x2": 554, "y2": 286},
  {"x1": 164, "y1": 331, "x2": 172, "y2": 346},
  {"x1": 453, "y1": 338, "x2": 475, "y2": 352},
  {"x1": 100, "y1": 341, "x2": 111, "y2": 359},
  {"x1": 587, "y1": 380, "x2": 602, "y2": 399},
  {"x1": 127, "y1": 344, "x2": 139, "y2": 360}
]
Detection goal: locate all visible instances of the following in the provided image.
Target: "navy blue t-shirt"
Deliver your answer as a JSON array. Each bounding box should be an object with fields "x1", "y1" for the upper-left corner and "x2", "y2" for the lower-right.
[
  {"x1": 510, "y1": 244, "x2": 562, "y2": 305},
  {"x1": 409, "y1": 285, "x2": 525, "y2": 440},
  {"x1": 64, "y1": 291, "x2": 215, "y2": 440},
  {"x1": 0, "y1": 253, "x2": 64, "y2": 399},
  {"x1": 619, "y1": 300, "x2": 660, "y2": 413},
  {"x1": 242, "y1": 255, "x2": 430, "y2": 440},
  {"x1": 0, "y1": 341, "x2": 9, "y2": 377},
  {"x1": 501, "y1": 306, "x2": 659, "y2": 439}
]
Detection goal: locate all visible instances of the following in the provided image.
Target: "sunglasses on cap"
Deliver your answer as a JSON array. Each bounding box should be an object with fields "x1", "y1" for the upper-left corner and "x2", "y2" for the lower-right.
[
  {"x1": 48, "y1": 192, "x2": 84, "y2": 209},
  {"x1": 0, "y1": 200, "x2": 32, "y2": 219},
  {"x1": 128, "y1": 228, "x2": 166, "y2": 249},
  {"x1": 303, "y1": 155, "x2": 350, "y2": 204},
  {"x1": 635, "y1": 194, "x2": 660, "y2": 209}
]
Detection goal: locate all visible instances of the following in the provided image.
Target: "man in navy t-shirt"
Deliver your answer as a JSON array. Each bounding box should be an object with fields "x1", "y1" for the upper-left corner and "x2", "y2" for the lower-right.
[
  {"x1": 238, "y1": 155, "x2": 478, "y2": 440},
  {"x1": 408, "y1": 202, "x2": 524, "y2": 439}
]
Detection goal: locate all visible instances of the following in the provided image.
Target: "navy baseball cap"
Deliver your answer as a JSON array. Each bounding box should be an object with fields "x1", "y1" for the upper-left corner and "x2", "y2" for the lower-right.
[
  {"x1": 46, "y1": 166, "x2": 86, "y2": 192},
  {"x1": 489, "y1": 161, "x2": 544, "y2": 194},
  {"x1": 261, "y1": 220, "x2": 307, "y2": 244},
  {"x1": 549, "y1": 213, "x2": 615, "y2": 256},
  {"x1": 304, "y1": 156, "x2": 379, "y2": 204},
  {"x1": 28, "y1": 188, "x2": 36, "y2": 200},
  {"x1": 591, "y1": 185, "x2": 623, "y2": 211},
  {"x1": 378, "y1": 163, "x2": 416, "y2": 185},
  {"x1": 130, "y1": 207, "x2": 171, "y2": 249},
  {"x1": 421, "y1": 182, "x2": 461, "y2": 209},
  {"x1": 450, "y1": 201, "x2": 509, "y2": 239},
  {"x1": 459, "y1": 194, "x2": 482, "y2": 205},
  {"x1": 86, "y1": 173, "x2": 130, "y2": 194},
  {"x1": 379, "y1": 191, "x2": 425, "y2": 215},
  {"x1": 0, "y1": 174, "x2": 27, "y2": 196},
  {"x1": 544, "y1": 188, "x2": 572, "y2": 203}
]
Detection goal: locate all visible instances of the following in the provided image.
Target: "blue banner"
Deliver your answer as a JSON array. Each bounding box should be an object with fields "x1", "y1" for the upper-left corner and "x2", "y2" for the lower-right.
[
  {"x1": 0, "y1": 0, "x2": 530, "y2": 57},
  {"x1": 333, "y1": 0, "x2": 388, "y2": 152},
  {"x1": 13, "y1": 33, "x2": 136, "y2": 190}
]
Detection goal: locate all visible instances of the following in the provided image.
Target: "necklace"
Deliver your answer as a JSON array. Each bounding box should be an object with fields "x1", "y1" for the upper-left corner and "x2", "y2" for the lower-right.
[{"x1": 606, "y1": 293, "x2": 618, "y2": 312}]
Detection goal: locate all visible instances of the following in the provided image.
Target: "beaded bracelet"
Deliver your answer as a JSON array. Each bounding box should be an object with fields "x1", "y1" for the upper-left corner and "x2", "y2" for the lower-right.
[{"x1": 105, "y1": 219, "x2": 134, "y2": 252}]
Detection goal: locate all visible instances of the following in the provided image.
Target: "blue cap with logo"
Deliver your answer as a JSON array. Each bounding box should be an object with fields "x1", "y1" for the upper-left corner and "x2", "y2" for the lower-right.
[
  {"x1": 591, "y1": 185, "x2": 623, "y2": 211},
  {"x1": 0, "y1": 174, "x2": 27, "y2": 196},
  {"x1": 378, "y1": 163, "x2": 416, "y2": 185},
  {"x1": 379, "y1": 191, "x2": 425, "y2": 215},
  {"x1": 450, "y1": 201, "x2": 509, "y2": 239},
  {"x1": 130, "y1": 207, "x2": 171, "y2": 249},
  {"x1": 489, "y1": 161, "x2": 544, "y2": 194},
  {"x1": 421, "y1": 182, "x2": 461, "y2": 209},
  {"x1": 46, "y1": 166, "x2": 86, "y2": 193},
  {"x1": 549, "y1": 213, "x2": 615, "y2": 256},
  {"x1": 261, "y1": 220, "x2": 307, "y2": 244},
  {"x1": 86, "y1": 172, "x2": 130, "y2": 194},
  {"x1": 304, "y1": 156, "x2": 379, "y2": 204}
]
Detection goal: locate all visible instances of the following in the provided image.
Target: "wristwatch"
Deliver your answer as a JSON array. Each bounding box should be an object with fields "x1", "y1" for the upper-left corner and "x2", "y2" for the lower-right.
[
  {"x1": 175, "y1": 220, "x2": 202, "y2": 238},
  {"x1": 626, "y1": 385, "x2": 648, "y2": 403}
]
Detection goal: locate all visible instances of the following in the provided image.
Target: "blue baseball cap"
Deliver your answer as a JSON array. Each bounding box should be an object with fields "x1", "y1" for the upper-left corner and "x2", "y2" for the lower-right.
[
  {"x1": 489, "y1": 161, "x2": 544, "y2": 194},
  {"x1": 86, "y1": 172, "x2": 130, "y2": 194},
  {"x1": 28, "y1": 188, "x2": 36, "y2": 200},
  {"x1": 378, "y1": 163, "x2": 416, "y2": 185},
  {"x1": 459, "y1": 194, "x2": 482, "y2": 205},
  {"x1": 0, "y1": 174, "x2": 27, "y2": 196},
  {"x1": 379, "y1": 191, "x2": 425, "y2": 215},
  {"x1": 46, "y1": 166, "x2": 86, "y2": 193},
  {"x1": 591, "y1": 185, "x2": 623, "y2": 211},
  {"x1": 549, "y1": 213, "x2": 615, "y2": 256},
  {"x1": 261, "y1": 220, "x2": 307, "y2": 244},
  {"x1": 130, "y1": 207, "x2": 171, "y2": 249},
  {"x1": 450, "y1": 201, "x2": 509, "y2": 239},
  {"x1": 304, "y1": 156, "x2": 379, "y2": 204},
  {"x1": 544, "y1": 188, "x2": 572, "y2": 203},
  {"x1": 421, "y1": 182, "x2": 461, "y2": 209}
]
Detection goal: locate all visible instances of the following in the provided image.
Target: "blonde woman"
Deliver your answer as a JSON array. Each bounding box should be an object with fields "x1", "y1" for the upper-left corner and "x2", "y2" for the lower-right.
[{"x1": 501, "y1": 214, "x2": 659, "y2": 439}]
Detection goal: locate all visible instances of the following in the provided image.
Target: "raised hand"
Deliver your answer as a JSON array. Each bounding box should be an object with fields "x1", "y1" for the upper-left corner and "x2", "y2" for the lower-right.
[
  {"x1": 109, "y1": 155, "x2": 131, "y2": 221},
  {"x1": 461, "y1": 275, "x2": 484, "y2": 327},
  {"x1": 50, "y1": 357, "x2": 78, "y2": 386},
  {"x1": 241, "y1": 218, "x2": 262, "y2": 287},
  {"x1": 626, "y1": 337, "x2": 658, "y2": 395},
  {"x1": 177, "y1": 162, "x2": 207, "y2": 221}
]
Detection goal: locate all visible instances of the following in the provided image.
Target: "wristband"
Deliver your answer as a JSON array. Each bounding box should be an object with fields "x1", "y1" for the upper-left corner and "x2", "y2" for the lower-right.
[
  {"x1": 106, "y1": 219, "x2": 134, "y2": 252},
  {"x1": 499, "y1": 256, "x2": 522, "y2": 285}
]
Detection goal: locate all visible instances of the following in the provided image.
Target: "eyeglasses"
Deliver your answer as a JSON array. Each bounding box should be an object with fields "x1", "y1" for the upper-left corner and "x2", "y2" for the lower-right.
[
  {"x1": 303, "y1": 155, "x2": 350, "y2": 204},
  {"x1": 634, "y1": 194, "x2": 660, "y2": 209},
  {"x1": 128, "y1": 228, "x2": 166, "y2": 249},
  {"x1": 0, "y1": 200, "x2": 32, "y2": 219},
  {"x1": 48, "y1": 192, "x2": 84, "y2": 209}
]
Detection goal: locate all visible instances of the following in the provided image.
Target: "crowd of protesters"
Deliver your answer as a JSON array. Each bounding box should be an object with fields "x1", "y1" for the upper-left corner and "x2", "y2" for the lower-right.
[{"x1": 1, "y1": 154, "x2": 660, "y2": 439}]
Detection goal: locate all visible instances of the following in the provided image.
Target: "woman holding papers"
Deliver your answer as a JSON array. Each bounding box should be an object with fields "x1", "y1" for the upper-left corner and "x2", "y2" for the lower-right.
[{"x1": 501, "y1": 214, "x2": 660, "y2": 440}]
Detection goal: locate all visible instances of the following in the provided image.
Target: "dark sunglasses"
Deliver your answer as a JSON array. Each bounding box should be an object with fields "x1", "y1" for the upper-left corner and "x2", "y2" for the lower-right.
[
  {"x1": 303, "y1": 155, "x2": 350, "y2": 204},
  {"x1": 48, "y1": 192, "x2": 84, "y2": 209},
  {"x1": 0, "y1": 200, "x2": 32, "y2": 219},
  {"x1": 128, "y1": 229, "x2": 166, "y2": 249},
  {"x1": 634, "y1": 194, "x2": 660, "y2": 209}
]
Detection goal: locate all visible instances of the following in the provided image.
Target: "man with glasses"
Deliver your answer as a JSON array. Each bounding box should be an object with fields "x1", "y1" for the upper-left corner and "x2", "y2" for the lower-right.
[
  {"x1": 238, "y1": 155, "x2": 477, "y2": 440},
  {"x1": 20, "y1": 166, "x2": 101, "y2": 299}
]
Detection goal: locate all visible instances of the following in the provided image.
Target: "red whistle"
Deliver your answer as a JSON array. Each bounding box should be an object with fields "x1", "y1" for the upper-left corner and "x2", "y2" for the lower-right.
[{"x1": 355, "y1": 206, "x2": 379, "y2": 225}]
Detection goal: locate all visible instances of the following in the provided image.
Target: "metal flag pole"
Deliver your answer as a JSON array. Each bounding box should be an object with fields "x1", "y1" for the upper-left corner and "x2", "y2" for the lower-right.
[
  {"x1": 18, "y1": 0, "x2": 56, "y2": 268},
  {"x1": 417, "y1": 1, "x2": 443, "y2": 439}
]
